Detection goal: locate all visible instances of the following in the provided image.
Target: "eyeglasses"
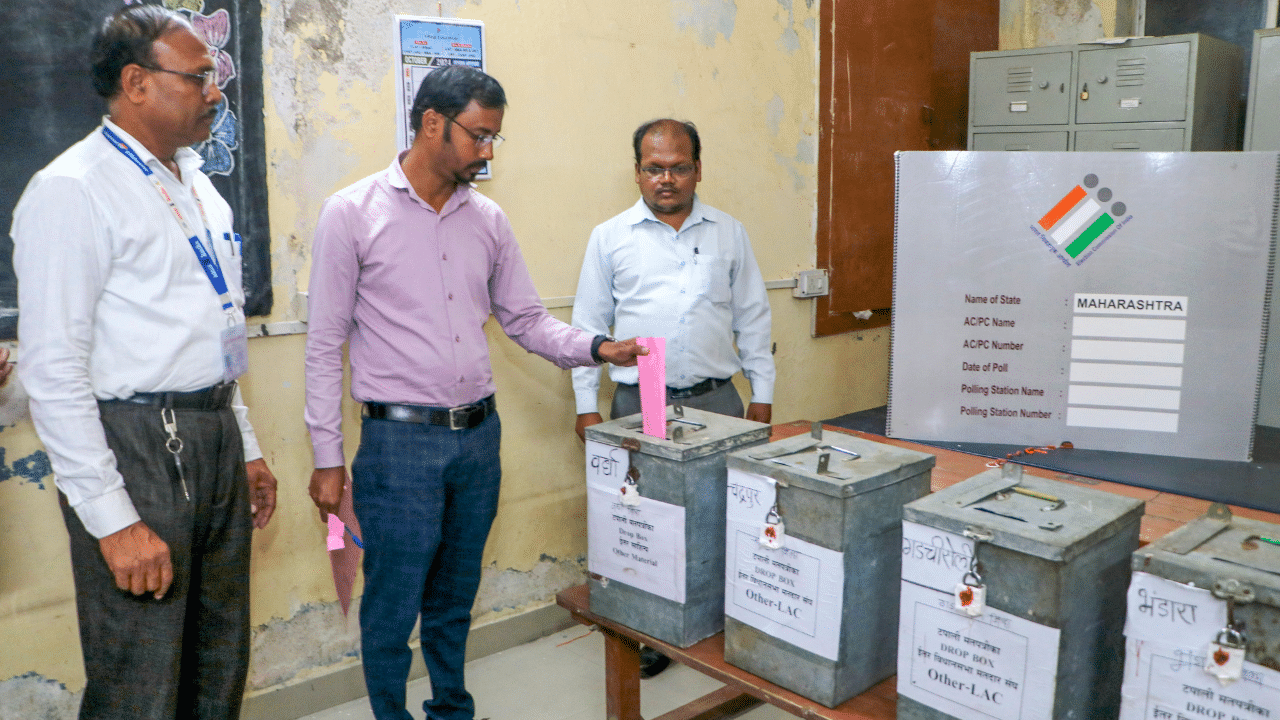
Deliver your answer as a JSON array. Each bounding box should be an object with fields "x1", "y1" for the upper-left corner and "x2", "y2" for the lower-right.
[
  {"x1": 448, "y1": 116, "x2": 504, "y2": 149},
  {"x1": 142, "y1": 65, "x2": 217, "y2": 96},
  {"x1": 640, "y1": 164, "x2": 696, "y2": 180}
]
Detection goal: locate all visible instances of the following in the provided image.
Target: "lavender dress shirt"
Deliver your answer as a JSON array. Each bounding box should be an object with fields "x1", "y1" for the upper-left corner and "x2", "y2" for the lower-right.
[{"x1": 305, "y1": 155, "x2": 595, "y2": 468}]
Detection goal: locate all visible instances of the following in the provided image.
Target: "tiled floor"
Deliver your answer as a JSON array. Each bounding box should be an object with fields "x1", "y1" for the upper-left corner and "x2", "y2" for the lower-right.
[{"x1": 299, "y1": 626, "x2": 793, "y2": 720}]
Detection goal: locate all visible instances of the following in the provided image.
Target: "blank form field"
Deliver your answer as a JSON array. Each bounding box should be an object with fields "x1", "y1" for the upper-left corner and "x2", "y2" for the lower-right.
[
  {"x1": 1068, "y1": 384, "x2": 1181, "y2": 410},
  {"x1": 1071, "y1": 339, "x2": 1184, "y2": 363},
  {"x1": 1066, "y1": 407, "x2": 1179, "y2": 432},
  {"x1": 1071, "y1": 316, "x2": 1186, "y2": 340},
  {"x1": 1069, "y1": 363, "x2": 1183, "y2": 386}
]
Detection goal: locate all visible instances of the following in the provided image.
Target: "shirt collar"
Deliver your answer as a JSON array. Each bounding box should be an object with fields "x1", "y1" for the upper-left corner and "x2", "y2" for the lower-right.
[
  {"x1": 624, "y1": 195, "x2": 713, "y2": 231},
  {"x1": 100, "y1": 116, "x2": 205, "y2": 182},
  {"x1": 386, "y1": 150, "x2": 473, "y2": 215}
]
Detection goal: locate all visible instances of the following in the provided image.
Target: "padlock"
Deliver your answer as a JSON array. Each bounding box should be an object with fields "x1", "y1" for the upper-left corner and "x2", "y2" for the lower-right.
[
  {"x1": 1205, "y1": 626, "x2": 1247, "y2": 685},
  {"x1": 759, "y1": 504, "x2": 785, "y2": 549},
  {"x1": 955, "y1": 569, "x2": 987, "y2": 617}
]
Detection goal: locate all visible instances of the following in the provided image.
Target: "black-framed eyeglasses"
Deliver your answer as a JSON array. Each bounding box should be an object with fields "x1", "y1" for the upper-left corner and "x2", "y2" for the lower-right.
[
  {"x1": 141, "y1": 65, "x2": 217, "y2": 96},
  {"x1": 640, "y1": 164, "x2": 696, "y2": 180},
  {"x1": 448, "y1": 116, "x2": 504, "y2": 149}
]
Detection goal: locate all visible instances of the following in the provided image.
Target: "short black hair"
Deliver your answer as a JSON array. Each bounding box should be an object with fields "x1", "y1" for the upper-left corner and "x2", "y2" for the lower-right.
[
  {"x1": 632, "y1": 119, "x2": 701, "y2": 164},
  {"x1": 409, "y1": 65, "x2": 507, "y2": 133},
  {"x1": 90, "y1": 5, "x2": 190, "y2": 99}
]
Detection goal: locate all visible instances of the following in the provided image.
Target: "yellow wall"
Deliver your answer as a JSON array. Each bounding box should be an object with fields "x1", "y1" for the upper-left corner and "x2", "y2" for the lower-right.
[
  {"x1": 0, "y1": 0, "x2": 894, "y2": 704},
  {"x1": 1000, "y1": 0, "x2": 1136, "y2": 50}
]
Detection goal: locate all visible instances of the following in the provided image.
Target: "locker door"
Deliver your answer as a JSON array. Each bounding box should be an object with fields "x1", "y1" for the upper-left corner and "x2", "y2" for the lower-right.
[
  {"x1": 1074, "y1": 128, "x2": 1185, "y2": 151},
  {"x1": 970, "y1": 131, "x2": 1069, "y2": 150},
  {"x1": 1076, "y1": 42, "x2": 1191, "y2": 124},
  {"x1": 970, "y1": 51, "x2": 1073, "y2": 127},
  {"x1": 1247, "y1": 33, "x2": 1280, "y2": 150}
]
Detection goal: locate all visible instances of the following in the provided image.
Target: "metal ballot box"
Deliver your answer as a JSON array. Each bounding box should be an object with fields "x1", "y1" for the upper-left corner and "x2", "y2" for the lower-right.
[
  {"x1": 722, "y1": 427, "x2": 935, "y2": 707},
  {"x1": 898, "y1": 468, "x2": 1143, "y2": 720},
  {"x1": 584, "y1": 406, "x2": 769, "y2": 647},
  {"x1": 1118, "y1": 508, "x2": 1280, "y2": 720}
]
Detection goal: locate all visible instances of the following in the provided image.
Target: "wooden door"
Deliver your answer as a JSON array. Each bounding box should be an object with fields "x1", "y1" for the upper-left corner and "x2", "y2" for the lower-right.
[{"x1": 815, "y1": 0, "x2": 999, "y2": 335}]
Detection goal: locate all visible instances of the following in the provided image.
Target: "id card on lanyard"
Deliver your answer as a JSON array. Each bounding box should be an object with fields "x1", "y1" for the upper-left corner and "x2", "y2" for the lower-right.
[{"x1": 103, "y1": 126, "x2": 248, "y2": 382}]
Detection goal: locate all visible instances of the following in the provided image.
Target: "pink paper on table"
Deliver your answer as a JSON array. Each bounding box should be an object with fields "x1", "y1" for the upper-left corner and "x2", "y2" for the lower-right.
[
  {"x1": 326, "y1": 475, "x2": 364, "y2": 616},
  {"x1": 636, "y1": 336, "x2": 667, "y2": 439}
]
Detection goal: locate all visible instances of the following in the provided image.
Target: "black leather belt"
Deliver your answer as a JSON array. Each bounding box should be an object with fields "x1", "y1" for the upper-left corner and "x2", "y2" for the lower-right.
[
  {"x1": 620, "y1": 377, "x2": 732, "y2": 400},
  {"x1": 106, "y1": 383, "x2": 237, "y2": 410},
  {"x1": 364, "y1": 396, "x2": 496, "y2": 430}
]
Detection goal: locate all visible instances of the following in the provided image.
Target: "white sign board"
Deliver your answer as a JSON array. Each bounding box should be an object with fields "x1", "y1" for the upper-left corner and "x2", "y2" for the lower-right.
[
  {"x1": 724, "y1": 469, "x2": 845, "y2": 661},
  {"x1": 394, "y1": 16, "x2": 490, "y2": 179},
  {"x1": 898, "y1": 581, "x2": 1061, "y2": 720},
  {"x1": 890, "y1": 152, "x2": 1279, "y2": 461},
  {"x1": 585, "y1": 440, "x2": 685, "y2": 602}
]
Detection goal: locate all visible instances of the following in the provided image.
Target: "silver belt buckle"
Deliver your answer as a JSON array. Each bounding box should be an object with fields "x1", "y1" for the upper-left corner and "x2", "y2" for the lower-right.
[{"x1": 449, "y1": 404, "x2": 470, "y2": 430}]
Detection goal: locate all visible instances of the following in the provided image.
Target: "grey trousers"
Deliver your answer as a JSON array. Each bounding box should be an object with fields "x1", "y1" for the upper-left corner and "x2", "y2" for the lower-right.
[
  {"x1": 60, "y1": 401, "x2": 252, "y2": 720},
  {"x1": 610, "y1": 378, "x2": 745, "y2": 420}
]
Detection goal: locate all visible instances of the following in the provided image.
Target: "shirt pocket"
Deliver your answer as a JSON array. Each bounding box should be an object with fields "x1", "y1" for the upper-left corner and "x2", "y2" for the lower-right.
[{"x1": 696, "y1": 258, "x2": 733, "y2": 305}]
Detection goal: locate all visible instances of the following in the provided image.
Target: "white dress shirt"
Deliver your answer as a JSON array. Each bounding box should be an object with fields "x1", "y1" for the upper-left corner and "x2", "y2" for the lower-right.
[
  {"x1": 12, "y1": 118, "x2": 262, "y2": 539},
  {"x1": 571, "y1": 197, "x2": 775, "y2": 415}
]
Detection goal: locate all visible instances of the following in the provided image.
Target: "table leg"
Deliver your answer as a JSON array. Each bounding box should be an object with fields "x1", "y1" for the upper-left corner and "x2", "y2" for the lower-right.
[{"x1": 602, "y1": 626, "x2": 643, "y2": 720}]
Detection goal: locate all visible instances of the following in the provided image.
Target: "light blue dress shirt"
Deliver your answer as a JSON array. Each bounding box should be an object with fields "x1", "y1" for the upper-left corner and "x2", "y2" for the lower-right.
[{"x1": 571, "y1": 197, "x2": 775, "y2": 415}]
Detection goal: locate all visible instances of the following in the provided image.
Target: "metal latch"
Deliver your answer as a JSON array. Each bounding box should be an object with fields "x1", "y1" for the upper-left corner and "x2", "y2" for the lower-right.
[{"x1": 1213, "y1": 578, "x2": 1256, "y2": 605}]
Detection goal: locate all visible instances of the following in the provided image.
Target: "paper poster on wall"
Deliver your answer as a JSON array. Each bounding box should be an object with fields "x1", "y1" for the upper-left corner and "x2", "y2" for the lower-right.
[
  {"x1": 897, "y1": 580, "x2": 1061, "y2": 720},
  {"x1": 393, "y1": 15, "x2": 489, "y2": 179},
  {"x1": 890, "y1": 152, "x2": 1279, "y2": 461},
  {"x1": 585, "y1": 440, "x2": 686, "y2": 602},
  {"x1": 724, "y1": 468, "x2": 845, "y2": 661},
  {"x1": 1118, "y1": 637, "x2": 1280, "y2": 720}
]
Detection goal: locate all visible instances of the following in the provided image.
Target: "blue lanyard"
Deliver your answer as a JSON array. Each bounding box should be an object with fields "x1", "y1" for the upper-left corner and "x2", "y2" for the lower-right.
[{"x1": 101, "y1": 125, "x2": 234, "y2": 312}]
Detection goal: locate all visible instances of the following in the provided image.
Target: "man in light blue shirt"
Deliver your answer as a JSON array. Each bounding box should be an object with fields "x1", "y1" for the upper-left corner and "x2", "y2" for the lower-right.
[{"x1": 572, "y1": 119, "x2": 775, "y2": 441}]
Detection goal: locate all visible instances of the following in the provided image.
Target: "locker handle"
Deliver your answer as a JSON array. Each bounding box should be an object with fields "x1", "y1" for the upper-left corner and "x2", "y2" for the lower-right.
[
  {"x1": 1003, "y1": 144, "x2": 1032, "y2": 151},
  {"x1": 1112, "y1": 142, "x2": 1142, "y2": 150}
]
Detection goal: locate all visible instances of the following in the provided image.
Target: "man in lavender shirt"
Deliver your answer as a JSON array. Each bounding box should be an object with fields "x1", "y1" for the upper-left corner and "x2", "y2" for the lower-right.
[{"x1": 304, "y1": 66, "x2": 645, "y2": 720}]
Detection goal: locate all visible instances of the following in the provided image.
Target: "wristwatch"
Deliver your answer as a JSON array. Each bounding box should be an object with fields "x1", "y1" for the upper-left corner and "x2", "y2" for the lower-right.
[{"x1": 590, "y1": 335, "x2": 614, "y2": 364}]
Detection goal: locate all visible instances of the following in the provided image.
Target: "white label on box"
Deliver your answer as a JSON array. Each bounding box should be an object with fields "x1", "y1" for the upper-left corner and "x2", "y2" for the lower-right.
[
  {"x1": 1121, "y1": 97, "x2": 1141, "y2": 108},
  {"x1": 1010, "y1": 101, "x2": 1029, "y2": 112},
  {"x1": 586, "y1": 440, "x2": 686, "y2": 603},
  {"x1": 1119, "y1": 637, "x2": 1280, "y2": 720},
  {"x1": 898, "y1": 581, "x2": 1061, "y2": 720},
  {"x1": 902, "y1": 521, "x2": 976, "y2": 593},
  {"x1": 1124, "y1": 572, "x2": 1227, "y2": 647},
  {"x1": 725, "y1": 468, "x2": 845, "y2": 661}
]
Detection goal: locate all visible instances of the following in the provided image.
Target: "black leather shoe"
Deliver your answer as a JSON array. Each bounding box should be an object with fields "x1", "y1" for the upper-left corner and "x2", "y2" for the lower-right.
[{"x1": 638, "y1": 645, "x2": 671, "y2": 679}]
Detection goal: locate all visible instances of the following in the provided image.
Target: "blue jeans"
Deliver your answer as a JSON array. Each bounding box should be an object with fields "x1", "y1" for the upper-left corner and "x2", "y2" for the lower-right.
[{"x1": 352, "y1": 411, "x2": 502, "y2": 720}]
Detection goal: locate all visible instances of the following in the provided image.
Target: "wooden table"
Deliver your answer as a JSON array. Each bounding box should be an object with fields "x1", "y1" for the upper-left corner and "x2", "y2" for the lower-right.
[{"x1": 560, "y1": 423, "x2": 1280, "y2": 720}]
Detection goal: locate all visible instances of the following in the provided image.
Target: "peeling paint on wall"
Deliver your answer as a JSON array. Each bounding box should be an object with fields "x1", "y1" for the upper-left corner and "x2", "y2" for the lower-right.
[
  {"x1": 671, "y1": 0, "x2": 737, "y2": 48},
  {"x1": 794, "y1": 136, "x2": 816, "y2": 166},
  {"x1": 0, "y1": 673, "x2": 79, "y2": 720},
  {"x1": 766, "y1": 94, "x2": 785, "y2": 136},
  {"x1": 0, "y1": 449, "x2": 52, "y2": 489},
  {"x1": 474, "y1": 555, "x2": 586, "y2": 620},
  {"x1": 775, "y1": 0, "x2": 799, "y2": 54},
  {"x1": 248, "y1": 601, "x2": 360, "y2": 691},
  {"x1": 772, "y1": 151, "x2": 805, "y2": 191}
]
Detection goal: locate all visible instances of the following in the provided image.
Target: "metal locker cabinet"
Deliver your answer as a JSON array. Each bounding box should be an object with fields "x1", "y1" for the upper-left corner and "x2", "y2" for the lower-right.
[
  {"x1": 970, "y1": 51, "x2": 1074, "y2": 127},
  {"x1": 1075, "y1": 41, "x2": 1191, "y2": 125},
  {"x1": 969, "y1": 131, "x2": 1069, "y2": 151},
  {"x1": 1245, "y1": 28, "x2": 1280, "y2": 151},
  {"x1": 1073, "y1": 127, "x2": 1186, "y2": 151}
]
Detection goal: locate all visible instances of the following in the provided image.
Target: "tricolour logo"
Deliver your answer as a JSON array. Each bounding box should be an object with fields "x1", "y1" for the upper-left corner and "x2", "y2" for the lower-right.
[{"x1": 1033, "y1": 173, "x2": 1130, "y2": 264}]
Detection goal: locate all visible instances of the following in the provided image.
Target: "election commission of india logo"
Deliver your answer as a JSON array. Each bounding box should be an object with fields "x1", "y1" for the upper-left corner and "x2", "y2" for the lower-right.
[{"x1": 1029, "y1": 173, "x2": 1132, "y2": 266}]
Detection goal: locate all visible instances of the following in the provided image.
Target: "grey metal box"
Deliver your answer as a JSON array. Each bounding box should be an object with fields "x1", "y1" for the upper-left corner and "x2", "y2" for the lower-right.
[
  {"x1": 969, "y1": 34, "x2": 1243, "y2": 151},
  {"x1": 899, "y1": 469, "x2": 1144, "y2": 720},
  {"x1": 585, "y1": 407, "x2": 770, "y2": 647},
  {"x1": 722, "y1": 431, "x2": 935, "y2": 707},
  {"x1": 1134, "y1": 513, "x2": 1280, "y2": 669}
]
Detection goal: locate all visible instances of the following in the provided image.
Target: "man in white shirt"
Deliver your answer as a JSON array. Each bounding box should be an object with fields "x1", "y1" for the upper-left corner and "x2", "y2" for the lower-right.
[
  {"x1": 11, "y1": 7, "x2": 276, "y2": 719},
  {"x1": 572, "y1": 119, "x2": 775, "y2": 438}
]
